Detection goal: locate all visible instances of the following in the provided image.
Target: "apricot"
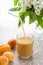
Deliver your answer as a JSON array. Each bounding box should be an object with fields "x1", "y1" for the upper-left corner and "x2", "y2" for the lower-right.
[
  {"x1": 0, "y1": 44, "x2": 11, "y2": 55},
  {"x1": 3, "y1": 51, "x2": 14, "y2": 62},
  {"x1": 0, "y1": 56, "x2": 9, "y2": 65},
  {"x1": 8, "y1": 39, "x2": 17, "y2": 49}
]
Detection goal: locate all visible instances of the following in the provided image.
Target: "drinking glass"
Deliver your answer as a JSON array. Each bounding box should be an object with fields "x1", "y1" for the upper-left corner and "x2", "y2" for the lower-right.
[{"x1": 16, "y1": 33, "x2": 39, "y2": 59}]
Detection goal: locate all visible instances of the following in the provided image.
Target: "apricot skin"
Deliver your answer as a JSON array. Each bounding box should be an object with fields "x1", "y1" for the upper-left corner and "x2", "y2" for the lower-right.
[
  {"x1": 0, "y1": 44, "x2": 11, "y2": 55},
  {"x1": 0, "y1": 56, "x2": 9, "y2": 65},
  {"x1": 8, "y1": 39, "x2": 17, "y2": 49},
  {"x1": 3, "y1": 51, "x2": 14, "y2": 62}
]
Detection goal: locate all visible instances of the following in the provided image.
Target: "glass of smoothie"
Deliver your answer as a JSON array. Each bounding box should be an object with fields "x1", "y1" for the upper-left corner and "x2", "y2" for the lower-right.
[{"x1": 16, "y1": 33, "x2": 38, "y2": 59}]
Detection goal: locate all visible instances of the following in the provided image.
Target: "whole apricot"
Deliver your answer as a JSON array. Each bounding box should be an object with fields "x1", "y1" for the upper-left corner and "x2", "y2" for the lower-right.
[
  {"x1": 0, "y1": 44, "x2": 11, "y2": 55},
  {"x1": 3, "y1": 51, "x2": 14, "y2": 62},
  {"x1": 0, "y1": 56, "x2": 9, "y2": 65},
  {"x1": 8, "y1": 39, "x2": 17, "y2": 49}
]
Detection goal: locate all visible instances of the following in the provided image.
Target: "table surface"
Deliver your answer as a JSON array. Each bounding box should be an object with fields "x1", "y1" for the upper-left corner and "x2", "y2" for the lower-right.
[
  {"x1": 9, "y1": 47, "x2": 43, "y2": 65},
  {"x1": 0, "y1": 31, "x2": 43, "y2": 65}
]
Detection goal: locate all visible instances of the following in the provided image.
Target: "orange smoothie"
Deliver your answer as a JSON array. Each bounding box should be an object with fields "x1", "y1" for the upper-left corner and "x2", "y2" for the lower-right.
[{"x1": 17, "y1": 36, "x2": 33, "y2": 59}]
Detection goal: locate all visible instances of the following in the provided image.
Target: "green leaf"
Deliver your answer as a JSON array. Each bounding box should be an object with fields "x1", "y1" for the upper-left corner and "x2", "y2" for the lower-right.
[
  {"x1": 18, "y1": 19, "x2": 21, "y2": 28},
  {"x1": 26, "y1": 7, "x2": 32, "y2": 12},
  {"x1": 24, "y1": 11, "x2": 30, "y2": 17},
  {"x1": 9, "y1": 7, "x2": 21, "y2": 11},
  {"x1": 40, "y1": 9, "x2": 43, "y2": 17},
  {"x1": 29, "y1": 11, "x2": 36, "y2": 24},
  {"x1": 19, "y1": 12, "x2": 25, "y2": 24},
  {"x1": 29, "y1": 17, "x2": 33, "y2": 24},
  {"x1": 19, "y1": 11, "x2": 30, "y2": 24},
  {"x1": 18, "y1": 1, "x2": 21, "y2": 6},
  {"x1": 36, "y1": 9, "x2": 43, "y2": 28},
  {"x1": 37, "y1": 15, "x2": 43, "y2": 28},
  {"x1": 19, "y1": 12, "x2": 24, "y2": 17},
  {"x1": 14, "y1": 0, "x2": 19, "y2": 6}
]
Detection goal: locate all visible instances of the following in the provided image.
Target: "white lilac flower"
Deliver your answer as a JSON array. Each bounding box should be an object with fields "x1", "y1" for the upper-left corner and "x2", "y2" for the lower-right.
[
  {"x1": 32, "y1": 0, "x2": 43, "y2": 15},
  {"x1": 20, "y1": 0, "x2": 43, "y2": 15},
  {"x1": 21, "y1": 4, "x2": 26, "y2": 12},
  {"x1": 25, "y1": 0, "x2": 31, "y2": 8},
  {"x1": 20, "y1": 0, "x2": 25, "y2": 5},
  {"x1": 34, "y1": 4, "x2": 42, "y2": 15},
  {"x1": 41, "y1": 2, "x2": 43, "y2": 9},
  {"x1": 35, "y1": 9, "x2": 40, "y2": 15},
  {"x1": 32, "y1": 0, "x2": 40, "y2": 6},
  {"x1": 20, "y1": 0, "x2": 31, "y2": 12},
  {"x1": 20, "y1": 0, "x2": 26, "y2": 12}
]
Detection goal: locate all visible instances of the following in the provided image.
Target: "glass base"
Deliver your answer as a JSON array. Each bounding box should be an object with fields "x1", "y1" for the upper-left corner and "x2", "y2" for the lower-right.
[{"x1": 18, "y1": 55, "x2": 32, "y2": 59}]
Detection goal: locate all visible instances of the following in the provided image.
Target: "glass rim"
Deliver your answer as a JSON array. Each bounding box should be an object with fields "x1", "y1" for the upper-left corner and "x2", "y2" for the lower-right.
[{"x1": 16, "y1": 33, "x2": 34, "y2": 40}]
